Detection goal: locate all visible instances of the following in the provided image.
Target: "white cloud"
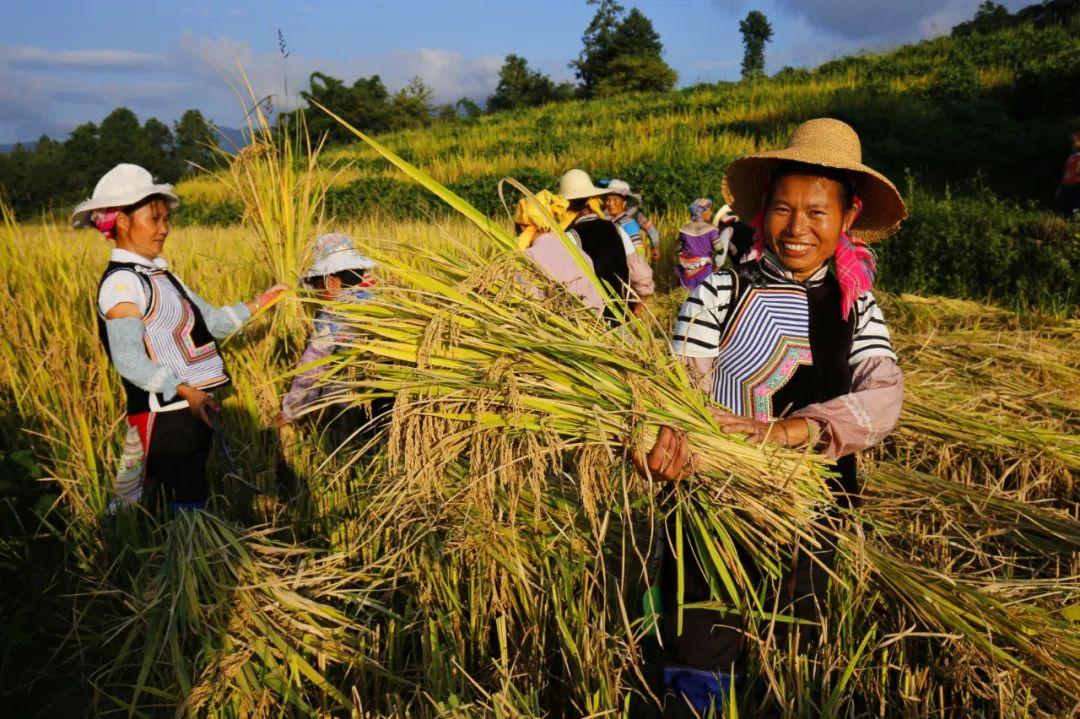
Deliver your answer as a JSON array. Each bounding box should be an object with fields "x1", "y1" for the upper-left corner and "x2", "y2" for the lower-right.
[
  {"x1": 1, "y1": 46, "x2": 162, "y2": 70},
  {"x1": 0, "y1": 34, "x2": 505, "y2": 143}
]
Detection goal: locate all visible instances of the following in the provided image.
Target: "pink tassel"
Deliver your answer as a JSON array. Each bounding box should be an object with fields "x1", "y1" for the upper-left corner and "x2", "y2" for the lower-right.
[
  {"x1": 91, "y1": 210, "x2": 119, "y2": 239},
  {"x1": 742, "y1": 209, "x2": 767, "y2": 263},
  {"x1": 833, "y1": 196, "x2": 873, "y2": 320}
]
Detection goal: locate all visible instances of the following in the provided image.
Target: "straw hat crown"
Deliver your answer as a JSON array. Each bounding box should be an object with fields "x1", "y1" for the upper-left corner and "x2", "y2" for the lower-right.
[
  {"x1": 558, "y1": 169, "x2": 608, "y2": 201},
  {"x1": 721, "y1": 118, "x2": 907, "y2": 243},
  {"x1": 71, "y1": 163, "x2": 179, "y2": 228}
]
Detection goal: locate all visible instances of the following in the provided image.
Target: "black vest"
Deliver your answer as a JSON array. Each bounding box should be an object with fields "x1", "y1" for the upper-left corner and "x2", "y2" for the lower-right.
[
  {"x1": 569, "y1": 215, "x2": 631, "y2": 302},
  {"x1": 96, "y1": 261, "x2": 229, "y2": 415}
]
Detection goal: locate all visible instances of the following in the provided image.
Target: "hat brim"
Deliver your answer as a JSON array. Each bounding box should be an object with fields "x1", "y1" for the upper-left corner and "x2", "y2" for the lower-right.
[
  {"x1": 562, "y1": 186, "x2": 609, "y2": 201},
  {"x1": 721, "y1": 148, "x2": 906, "y2": 243},
  {"x1": 71, "y1": 185, "x2": 180, "y2": 229},
  {"x1": 304, "y1": 251, "x2": 378, "y2": 279},
  {"x1": 606, "y1": 190, "x2": 642, "y2": 203}
]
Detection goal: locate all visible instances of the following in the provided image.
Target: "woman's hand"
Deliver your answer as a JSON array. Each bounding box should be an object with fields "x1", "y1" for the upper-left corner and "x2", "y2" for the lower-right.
[
  {"x1": 707, "y1": 408, "x2": 811, "y2": 448},
  {"x1": 176, "y1": 384, "x2": 220, "y2": 427},
  {"x1": 635, "y1": 426, "x2": 697, "y2": 483},
  {"x1": 247, "y1": 283, "x2": 288, "y2": 314}
]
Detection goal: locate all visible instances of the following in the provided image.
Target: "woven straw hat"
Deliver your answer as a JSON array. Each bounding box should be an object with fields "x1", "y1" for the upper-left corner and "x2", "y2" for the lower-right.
[
  {"x1": 721, "y1": 118, "x2": 906, "y2": 243},
  {"x1": 558, "y1": 169, "x2": 608, "y2": 201}
]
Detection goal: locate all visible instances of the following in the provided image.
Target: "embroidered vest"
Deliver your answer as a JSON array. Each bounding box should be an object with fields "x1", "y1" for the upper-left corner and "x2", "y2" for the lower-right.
[
  {"x1": 714, "y1": 260, "x2": 857, "y2": 499},
  {"x1": 96, "y1": 261, "x2": 231, "y2": 415}
]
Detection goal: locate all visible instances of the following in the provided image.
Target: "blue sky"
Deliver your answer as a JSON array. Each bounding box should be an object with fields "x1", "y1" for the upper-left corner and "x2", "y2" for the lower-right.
[{"x1": 0, "y1": 0, "x2": 1031, "y2": 143}]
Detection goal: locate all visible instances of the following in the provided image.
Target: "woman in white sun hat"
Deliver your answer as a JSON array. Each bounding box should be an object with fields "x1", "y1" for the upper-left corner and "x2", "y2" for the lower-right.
[
  {"x1": 557, "y1": 168, "x2": 654, "y2": 318},
  {"x1": 601, "y1": 178, "x2": 661, "y2": 263},
  {"x1": 73, "y1": 163, "x2": 286, "y2": 511},
  {"x1": 279, "y1": 232, "x2": 390, "y2": 428}
]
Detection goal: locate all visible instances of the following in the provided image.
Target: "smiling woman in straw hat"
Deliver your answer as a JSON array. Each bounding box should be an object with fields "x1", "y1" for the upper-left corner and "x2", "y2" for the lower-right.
[
  {"x1": 73, "y1": 163, "x2": 286, "y2": 512},
  {"x1": 640, "y1": 118, "x2": 908, "y2": 714}
]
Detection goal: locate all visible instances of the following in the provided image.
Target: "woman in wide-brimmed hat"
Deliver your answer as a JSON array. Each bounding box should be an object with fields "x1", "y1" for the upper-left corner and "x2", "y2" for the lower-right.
[
  {"x1": 74, "y1": 163, "x2": 285, "y2": 511},
  {"x1": 601, "y1": 178, "x2": 661, "y2": 263},
  {"x1": 641, "y1": 118, "x2": 907, "y2": 714},
  {"x1": 557, "y1": 169, "x2": 655, "y2": 317},
  {"x1": 511, "y1": 189, "x2": 605, "y2": 312}
]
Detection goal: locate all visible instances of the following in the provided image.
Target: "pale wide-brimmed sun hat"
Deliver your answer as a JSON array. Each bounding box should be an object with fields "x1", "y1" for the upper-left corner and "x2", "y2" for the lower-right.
[
  {"x1": 721, "y1": 118, "x2": 907, "y2": 243},
  {"x1": 558, "y1": 169, "x2": 608, "y2": 201},
  {"x1": 304, "y1": 233, "x2": 377, "y2": 281},
  {"x1": 71, "y1": 163, "x2": 180, "y2": 228},
  {"x1": 602, "y1": 178, "x2": 641, "y2": 203}
]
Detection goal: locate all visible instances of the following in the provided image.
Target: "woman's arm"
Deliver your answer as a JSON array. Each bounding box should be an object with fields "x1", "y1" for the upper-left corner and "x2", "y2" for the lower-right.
[
  {"x1": 180, "y1": 285, "x2": 252, "y2": 341},
  {"x1": 280, "y1": 335, "x2": 336, "y2": 423},
  {"x1": 104, "y1": 315, "x2": 182, "y2": 400},
  {"x1": 180, "y1": 282, "x2": 286, "y2": 341},
  {"x1": 626, "y1": 251, "x2": 656, "y2": 299},
  {"x1": 792, "y1": 356, "x2": 904, "y2": 459}
]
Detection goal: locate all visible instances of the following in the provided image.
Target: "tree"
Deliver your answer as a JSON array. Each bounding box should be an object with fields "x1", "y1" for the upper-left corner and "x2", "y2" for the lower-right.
[
  {"x1": 98, "y1": 108, "x2": 143, "y2": 164},
  {"x1": 595, "y1": 54, "x2": 677, "y2": 96},
  {"x1": 487, "y1": 55, "x2": 562, "y2": 112},
  {"x1": 297, "y1": 71, "x2": 393, "y2": 142},
  {"x1": 139, "y1": 118, "x2": 175, "y2": 179},
  {"x1": 739, "y1": 10, "x2": 773, "y2": 80},
  {"x1": 572, "y1": 0, "x2": 625, "y2": 96},
  {"x1": 63, "y1": 122, "x2": 102, "y2": 191},
  {"x1": 390, "y1": 77, "x2": 434, "y2": 130},
  {"x1": 173, "y1": 109, "x2": 215, "y2": 174},
  {"x1": 572, "y1": 2, "x2": 675, "y2": 98},
  {"x1": 435, "y1": 104, "x2": 459, "y2": 121},
  {"x1": 600, "y1": 9, "x2": 677, "y2": 94},
  {"x1": 456, "y1": 97, "x2": 483, "y2": 119}
]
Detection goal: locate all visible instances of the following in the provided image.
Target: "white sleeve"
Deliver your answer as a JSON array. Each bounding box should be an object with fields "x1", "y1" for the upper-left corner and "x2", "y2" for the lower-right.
[
  {"x1": 849, "y1": 292, "x2": 898, "y2": 366},
  {"x1": 97, "y1": 270, "x2": 147, "y2": 316},
  {"x1": 671, "y1": 271, "x2": 736, "y2": 358},
  {"x1": 615, "y1": 224, "x2": 636, "y2": 256}
]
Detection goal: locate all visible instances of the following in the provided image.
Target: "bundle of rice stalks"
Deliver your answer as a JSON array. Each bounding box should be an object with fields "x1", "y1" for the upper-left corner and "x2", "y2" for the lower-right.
[
  {"x1": 877, "y1": 293, "x2": 1079, "y2": 510},
  {"x1": 86, "y1": 510, "x2": 395, "y2": 716},
  {"x1": 303, "y1": 107, "x2": 1080, "y2": 714}
]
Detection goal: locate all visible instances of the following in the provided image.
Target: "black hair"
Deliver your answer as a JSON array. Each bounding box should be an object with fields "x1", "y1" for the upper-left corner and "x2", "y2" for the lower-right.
[
  {"x1": 309, "y1": 268, "x2": 370, "y2": 289},
  {"x1": 121, "y1": 193, "x2": 172, "y2": 216},
  {"x1": 766, "y1": 160, "x2": 856, "y2": 210},
  {"x1": 567, "y1": 198, "x2": 589, "y2": 212}
]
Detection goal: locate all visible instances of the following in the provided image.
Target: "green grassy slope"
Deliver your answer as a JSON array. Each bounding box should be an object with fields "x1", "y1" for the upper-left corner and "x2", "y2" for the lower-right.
[{"x1": 180, "y1": 17, "x2": 1080, "y2": 311}]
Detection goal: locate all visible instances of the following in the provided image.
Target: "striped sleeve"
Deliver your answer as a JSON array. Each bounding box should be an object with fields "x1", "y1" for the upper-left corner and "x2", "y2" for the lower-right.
[
  {"x1": 849, "y1": 291, "x2": 898, "y2": 366},
  {"x1": 671, "y1": 271, "x2": 735, "y2": 358}
]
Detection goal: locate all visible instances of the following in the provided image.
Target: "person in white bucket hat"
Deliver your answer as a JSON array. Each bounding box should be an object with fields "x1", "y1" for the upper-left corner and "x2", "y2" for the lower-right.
[
  {"x1": 556, "y1": 168, "x2": 655, "y2": 319},
  {"x1": 279, "y1": 233, "x2": 390, "y2": 429},
  {"x1": 600, "y1": 178, "x2": 661, "y2": 263},
  {"x1": 76, "y1": 163, "x2": 286, "y2": 512}
]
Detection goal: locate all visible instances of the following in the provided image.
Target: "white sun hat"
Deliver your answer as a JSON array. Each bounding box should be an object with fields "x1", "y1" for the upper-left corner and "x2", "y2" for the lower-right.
[
  {"x1": 558, "y1": 169, "x2": 608, "y2": 201},
  {"x1": 603, "y1": 178, "x2": 641, "y2": 203},
  {"x1": 70, "y1": 163, "x2": 180, "y2": 228},
  {"x1": 304, "y1": 233, "x2": 377, "y2": 281}
]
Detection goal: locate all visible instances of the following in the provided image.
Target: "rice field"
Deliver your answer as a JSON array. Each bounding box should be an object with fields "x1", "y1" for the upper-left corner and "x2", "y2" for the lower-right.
[{"x1": 2, "y1": 133, "x2": 1078, "y2": 719}]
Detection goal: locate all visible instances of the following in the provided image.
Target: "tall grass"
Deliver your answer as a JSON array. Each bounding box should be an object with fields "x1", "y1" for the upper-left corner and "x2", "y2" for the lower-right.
[{"x1": 1, "y1": 122, "x2": 1078, "y2": 716}]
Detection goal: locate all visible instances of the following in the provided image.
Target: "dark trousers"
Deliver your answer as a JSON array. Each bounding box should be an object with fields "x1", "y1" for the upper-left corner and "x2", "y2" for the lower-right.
[
  {"x1": 659, "y1": 521, "x2": 836, "y2": 673},
  {"x1": 143, "y1": 409, "x2": 213, "y2": 507}
]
